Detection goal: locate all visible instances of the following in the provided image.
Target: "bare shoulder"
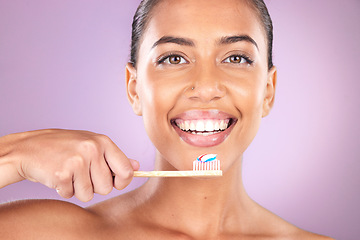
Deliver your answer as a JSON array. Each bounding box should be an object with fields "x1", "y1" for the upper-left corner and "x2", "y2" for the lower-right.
[
  {"x1": 86, "y1": 190, "x2": 140, "y2": 226},
  {"x1": 292, "y1": 229, "x2": 334, "y2": 240},
  {"x1": 86, "y1": 190, "x2": 172, "y2": 239},
  {"x1": 280, "y1": 219, "x2": 334, "y2": 240},
  {"x1": 0, "y1": 199, "x2": 106, "y2": 240},
  {"x1": 273, "y1": 217, "x2": 334, "y2": 240},
  {"x1": 253, "y1": 205, "x2": 334, "y2": 240}
]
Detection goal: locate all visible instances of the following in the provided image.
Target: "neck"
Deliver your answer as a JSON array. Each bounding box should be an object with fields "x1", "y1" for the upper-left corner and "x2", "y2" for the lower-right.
[{"x1": 135, "y1": 153, "x2": 255, "y2": 238}]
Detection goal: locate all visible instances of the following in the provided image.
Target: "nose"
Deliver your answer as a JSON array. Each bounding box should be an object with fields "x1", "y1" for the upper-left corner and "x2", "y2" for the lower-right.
[{"x1": 187, "y1": 65, "x2": 226, "y2": 103}]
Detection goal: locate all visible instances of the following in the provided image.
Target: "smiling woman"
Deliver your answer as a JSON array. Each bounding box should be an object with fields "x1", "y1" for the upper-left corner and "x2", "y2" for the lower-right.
[
  {"x1": 0, "y1": 0, "x2": 350, "y2": 239},
  {"x1": 128, "y1": 0, "x2": 276, "y2": 176}
]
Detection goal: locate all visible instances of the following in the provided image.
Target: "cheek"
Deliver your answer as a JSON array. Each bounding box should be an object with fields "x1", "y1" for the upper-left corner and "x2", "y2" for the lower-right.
[
  {"x1": 140, "y1": 86, "x2": 168, "y2": 151},
  {"x1": 140, "y1": 67, "x2": 191, "y2": 115},
  {"x1": 227, "y1": 71, "x2": 266, "y2": 113},
  {"x1": 138, "y1": 70, "x2": 185, "y2": 146},
  {"x1": 245, "y1": 85, "x2": 265, "y2": 115},
  {"x1": 140, "y1": 77, "x2": 179, "y2": 117},
  {"x1": 229, "y1": 73, "x2": 266, "y2": 142}
]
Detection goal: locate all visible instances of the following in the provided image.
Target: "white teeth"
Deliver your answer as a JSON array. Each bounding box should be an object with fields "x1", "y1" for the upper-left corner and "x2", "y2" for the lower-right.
[
  {"x1": 214, "y1": 121, "x2": 220, "y2": 131},
  {"x1": 179, "y1": 121, "x2": 185, "y2": 130},
  {"x1": 205, "y1": 120, "x2": 214, "y2": 132},
  {"x1": 220, "y1": 120, "x2": 225, "y2": 130},
  {"x1": 195, "y1": 121, "x2": 205, "y2": 132},
  {"x1": 220, "y1": 119, "x2": 229, "y2": 130},
  {"x1": 176, "y1": 119, "x2": 232, "y2": 133},
  {"x1": 190, "y1": 121, "x2": 196, "y2": 131},
  {"x1": 184, "y1": 121, "x2": 190, "y2": 131}
]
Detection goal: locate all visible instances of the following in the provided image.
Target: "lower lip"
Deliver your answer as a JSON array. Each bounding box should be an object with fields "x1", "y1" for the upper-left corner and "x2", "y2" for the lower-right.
[{"x1": 172, "y1": 121, "x2": 236, "y2": 147}]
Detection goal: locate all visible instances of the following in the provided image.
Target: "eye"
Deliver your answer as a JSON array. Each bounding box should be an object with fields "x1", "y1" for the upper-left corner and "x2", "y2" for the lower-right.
[
  {"x1": 222, "y1": 55, "x2": 253, "y2": 65},
  {"x1": 157, "y1": 54, "x2": 188, "y2": 65}
]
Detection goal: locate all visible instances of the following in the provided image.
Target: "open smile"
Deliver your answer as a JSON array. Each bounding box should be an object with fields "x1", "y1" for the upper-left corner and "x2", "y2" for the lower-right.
[{"x1": 170, "y1": 110, "x2": 237, "y2": 147}]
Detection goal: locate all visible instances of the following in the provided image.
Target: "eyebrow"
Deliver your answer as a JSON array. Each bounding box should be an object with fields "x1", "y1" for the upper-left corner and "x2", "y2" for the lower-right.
[
  {"x1": 218, "y1": 35, "x2": 259, "y2": 50},
  {"x1": 151, "y1": 36, "x2": 195, "y2": 49},
  {"x1": 151, "y1": 34, "x2": 258, "y2": 50}
]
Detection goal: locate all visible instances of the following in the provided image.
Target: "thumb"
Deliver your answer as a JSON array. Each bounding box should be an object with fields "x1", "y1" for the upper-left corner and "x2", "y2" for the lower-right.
[{"x1": 129, "y1": 159, "x2": 140, "y2": 171}]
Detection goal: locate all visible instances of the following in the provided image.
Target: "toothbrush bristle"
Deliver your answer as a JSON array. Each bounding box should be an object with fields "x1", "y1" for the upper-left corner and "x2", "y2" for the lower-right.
[{"x1": 193, "y1": 160, "x2": 221, "y2": 170}]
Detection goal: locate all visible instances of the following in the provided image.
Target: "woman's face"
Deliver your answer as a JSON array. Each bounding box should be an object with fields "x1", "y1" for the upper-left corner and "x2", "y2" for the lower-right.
[{"x1": 126, "y1": 0, "x2": 276, "y2": 171}]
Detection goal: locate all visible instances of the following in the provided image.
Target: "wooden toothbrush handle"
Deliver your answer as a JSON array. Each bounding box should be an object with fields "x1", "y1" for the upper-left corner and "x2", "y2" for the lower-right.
[{"x1": 133, "y1": 170, "x2": 222, "y2": 177}]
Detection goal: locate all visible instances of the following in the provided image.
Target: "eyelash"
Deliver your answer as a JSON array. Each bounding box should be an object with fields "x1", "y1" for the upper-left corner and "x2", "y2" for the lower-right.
[
  {"x1": 156, "y1": 54, "x2": 188, "y2": 65},
  {"x1": 222, "y1": 54, "x2": 254, "y2": 65}
]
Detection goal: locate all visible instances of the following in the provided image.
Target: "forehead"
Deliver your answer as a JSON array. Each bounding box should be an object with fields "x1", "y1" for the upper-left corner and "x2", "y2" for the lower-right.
[{"x1": 141, "y1": 0, "x2": 265, "y2": 50}]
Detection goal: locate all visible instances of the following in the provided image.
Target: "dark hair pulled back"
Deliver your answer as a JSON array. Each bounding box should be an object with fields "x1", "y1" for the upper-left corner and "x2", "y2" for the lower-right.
[{"x1": 130, "y1": 0, "x2": 273, "y2": 70}]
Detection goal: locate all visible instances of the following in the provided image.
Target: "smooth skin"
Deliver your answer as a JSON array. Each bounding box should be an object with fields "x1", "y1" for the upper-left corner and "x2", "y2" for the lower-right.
[{"x1": 0, "y1": 0, "x2": 334, "y2": 239}]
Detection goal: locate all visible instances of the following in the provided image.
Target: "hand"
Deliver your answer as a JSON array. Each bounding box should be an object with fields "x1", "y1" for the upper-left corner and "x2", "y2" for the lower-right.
[{"x1": 0, "y1": 129, "x2": 139, "y2": 202}]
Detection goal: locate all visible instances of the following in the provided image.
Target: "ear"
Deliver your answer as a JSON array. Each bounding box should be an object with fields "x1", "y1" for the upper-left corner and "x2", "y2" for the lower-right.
[
  {"x1": 262, "y1": 66, "x2": 277, "y2": 117},
  {"x1": 125, "y1": 62, "x2": 142, "y2": 116}
]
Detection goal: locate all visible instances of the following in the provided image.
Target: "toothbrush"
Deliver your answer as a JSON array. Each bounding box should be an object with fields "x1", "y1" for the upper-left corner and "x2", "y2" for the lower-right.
[{"x1": 127, "y1": 154, "x2": 222, "y2": 177}]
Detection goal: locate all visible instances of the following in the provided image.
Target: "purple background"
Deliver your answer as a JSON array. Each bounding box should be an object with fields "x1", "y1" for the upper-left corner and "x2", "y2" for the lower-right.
[{"x1": 0, "y1": 0, "x2": 359, "y2": 239}]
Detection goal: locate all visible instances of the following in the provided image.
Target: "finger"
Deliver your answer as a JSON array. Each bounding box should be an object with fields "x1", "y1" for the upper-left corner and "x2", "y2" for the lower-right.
[
  {"x1": 102, "y1": 137, "x2": 133, "y2": 190},
  {"x1": 73, "y1": 166, "x2": 94, "y2": 202},
  {"x1": 129, "y1": 158, "x2": 140, "y2": 171},
  {"x1": 90, "y1": 156, "x2": 113, "y2": 195},
  {"x1": 53, "y1": 171, "x2": 74, "y2": 199},
  {"x1": 55, "y1": 184, "x2": 74, "y2": 199}
]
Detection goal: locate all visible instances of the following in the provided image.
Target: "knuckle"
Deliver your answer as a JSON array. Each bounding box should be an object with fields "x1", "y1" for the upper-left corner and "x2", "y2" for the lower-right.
[
  {"x1": 97, "y1": 134, "x2": 111, "y2": 144},
  {"x1": 78, "y1": 139, "x2": 101, "y2": 156},
  {"x1": 68, "y1": 154, "x2": 87, "y2": 169},
  {"x1": 54, "y1": 170, "x2": 72, "y2": 184}
]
